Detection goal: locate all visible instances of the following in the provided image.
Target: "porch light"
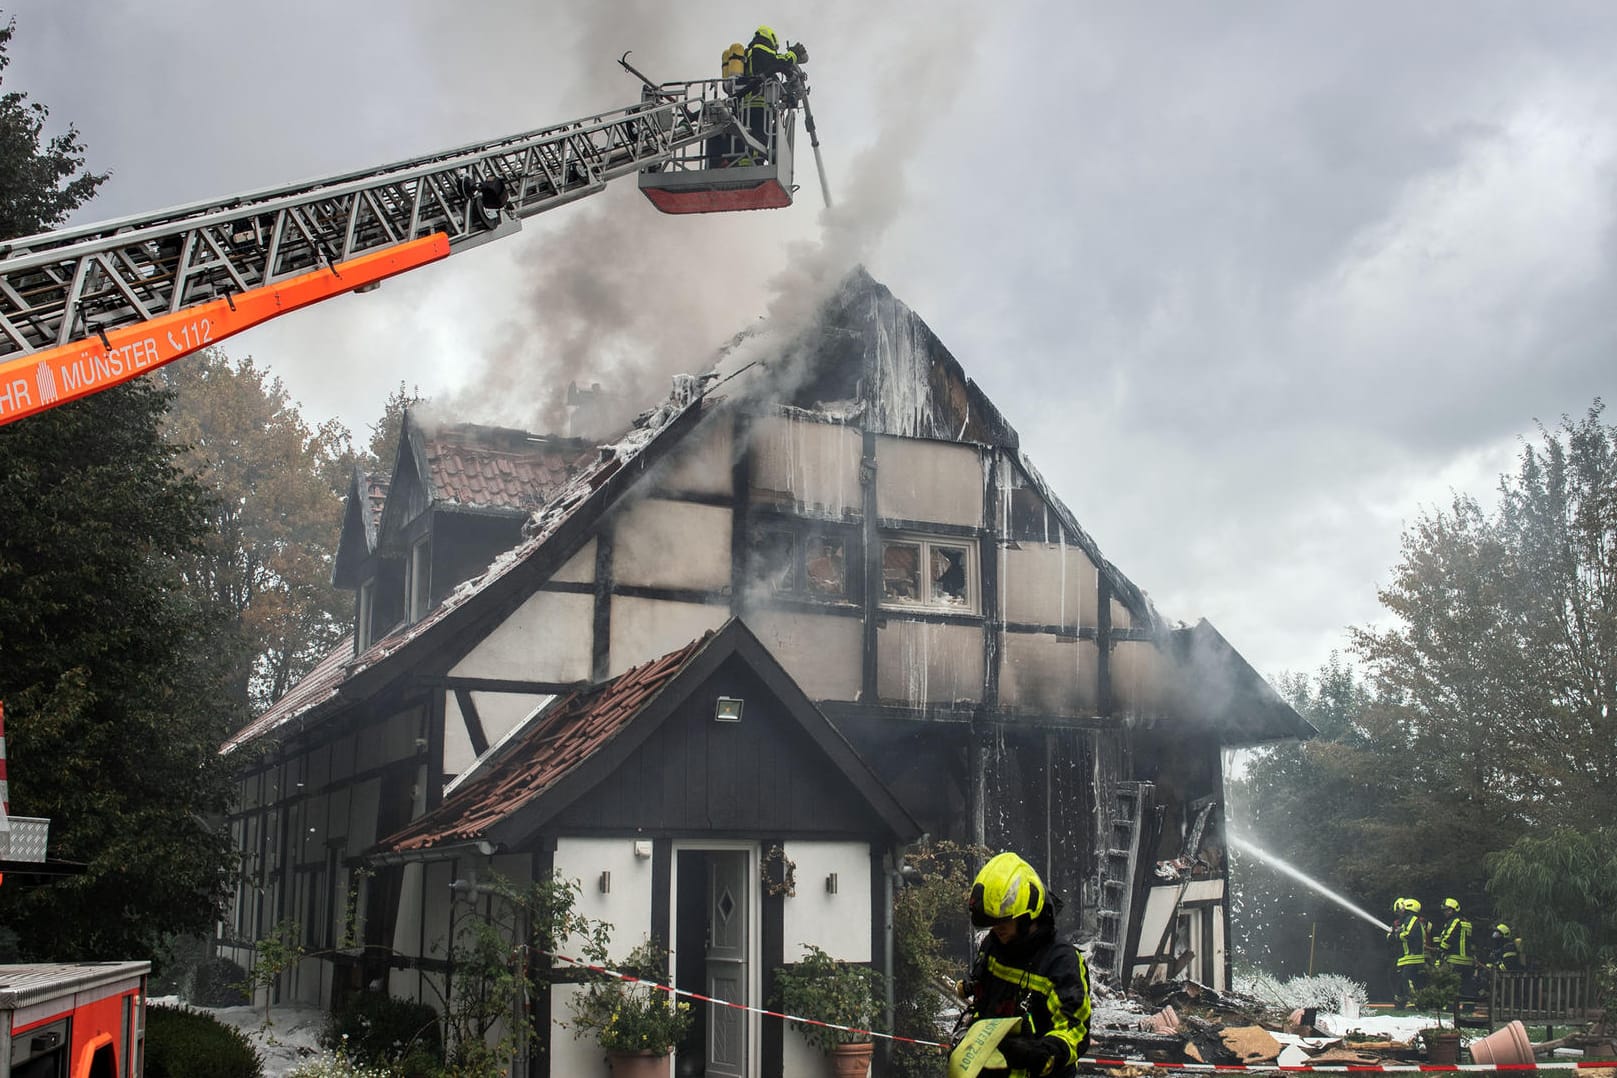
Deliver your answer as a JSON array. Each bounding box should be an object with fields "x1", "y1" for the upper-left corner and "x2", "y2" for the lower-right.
[{"x1": 714, "y1": 696, "x2": 744, "y2": 723}]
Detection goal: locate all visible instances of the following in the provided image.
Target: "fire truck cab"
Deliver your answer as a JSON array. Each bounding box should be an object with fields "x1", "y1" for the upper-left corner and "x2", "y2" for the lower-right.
[{"x1": 0, "y1": 963, "x2": 148, "y2": 1078}]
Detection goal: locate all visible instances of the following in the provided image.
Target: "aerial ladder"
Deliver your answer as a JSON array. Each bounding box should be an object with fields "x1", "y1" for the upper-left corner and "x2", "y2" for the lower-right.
[{"x1": 0, "y1": 61, "x2": 819, "y2": 427}]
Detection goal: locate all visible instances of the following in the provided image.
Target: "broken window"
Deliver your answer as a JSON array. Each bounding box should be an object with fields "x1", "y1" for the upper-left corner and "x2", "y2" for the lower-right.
[
  {"x1": 751, "y1": 526, "x2": 849, "y2": 600},
  {"x1": 882, "y1": 534, "x2": 976, "y2": 611}
]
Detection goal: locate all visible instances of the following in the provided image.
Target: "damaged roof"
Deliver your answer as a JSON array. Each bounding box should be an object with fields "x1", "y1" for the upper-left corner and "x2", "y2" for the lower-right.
[
  {"x1": 223, "y1": 633, "x2": 354, "y2": 753},
  {"x1": 1163, "y1": 620, "x2": 1316, "y2": 744},
  {"x1": 376, "y1": 618, "x2": 920, "y2": 856},
  {"x1": 411, "y1": 419, "x2": 594, "y2": 516}
]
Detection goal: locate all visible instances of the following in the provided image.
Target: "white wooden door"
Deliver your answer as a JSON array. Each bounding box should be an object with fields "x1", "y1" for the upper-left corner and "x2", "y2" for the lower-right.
[{"x1": 705, "y1": 851, "x2": 748, "y2": 1078}]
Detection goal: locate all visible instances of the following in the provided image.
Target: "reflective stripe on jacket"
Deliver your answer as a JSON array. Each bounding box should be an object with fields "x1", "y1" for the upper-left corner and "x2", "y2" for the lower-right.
[
  {"x1": 1395, "y1": 913, "x2": 1428, "y2": 967},
  {"x1": 967, "y1": 921, "x2": 1092, "y2": 1078},
  {"x1": 1437, "y1": 916, "x2": 1472, "y2": 966}
]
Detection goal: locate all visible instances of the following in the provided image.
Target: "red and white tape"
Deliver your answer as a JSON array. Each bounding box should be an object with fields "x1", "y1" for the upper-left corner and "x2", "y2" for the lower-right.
[{"x1": 543, "y1": 951, "x2": 1615, "y2": 1071}]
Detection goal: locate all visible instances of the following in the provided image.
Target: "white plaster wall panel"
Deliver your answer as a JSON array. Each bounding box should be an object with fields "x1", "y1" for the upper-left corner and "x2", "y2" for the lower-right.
[
  {"x1": 1111, "y1": 598, "x2": 1133, "y2": 631},
  {"x1": 553, "y1": 837, "x2": 656, "y2": 960},
  {"x1": 781, "y1": 842, "x2": 873, "y2": 962},
  {"x1": 449, "y1": 590, "x2": 593, "y2": 681},
  {"x1": 613, "y1": 499, "x2": 733, "y2": 590},
  {"x1": 551, "y1": 539, "x2": 596, "y2": 584},
  {"x1": 1001, "y1": 544, "x2": 1097, "y2": 630},
  {"x1": 390, "y1": 862, "x2": 425, "y2": 990},
  {"x1": 470, "y1": 691, "x2": 548, "y2": 748},
  {"x1": 548, "y1": 985, "x2": 605, "y2": 1077},
  {"x1": 1111, "y1": 639, "x2": 1171, "y2": 716},
  {"x1": 443, "y1": 691, "x2": 474, "y2": 775},
  {"x1": 876, "y1": 621, "x2": 985, "y2": 707},
  {"x1": 608, "y1": 597, "x2": 728, "y2": 678},
  {"x1": 875, "y1": 436, "x2": 983, "y2": 527},
  {"x1": 999, "y1": 634, "x2": 1098, "y2": 715},
  {"x1": 655, "y1": 413, "x2": 734, "y2": 498},
  {"x1": 1135, "y1": 880, "x2": 1224, "y2": 985},
  {"x1": 748, "y1": 414, "x2": 863, "y2": 517},
  {"x1": 745, "y1": 610, "x2": 863, "y2": 701},
  {"x1": 346, "y1": 778, "x2": 381, "y2": 856}
]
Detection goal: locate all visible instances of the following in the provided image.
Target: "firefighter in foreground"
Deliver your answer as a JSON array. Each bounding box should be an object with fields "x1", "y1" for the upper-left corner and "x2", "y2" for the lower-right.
[{"x1": 957, "y1": 852, "x2": 1092, "y2": 1077}]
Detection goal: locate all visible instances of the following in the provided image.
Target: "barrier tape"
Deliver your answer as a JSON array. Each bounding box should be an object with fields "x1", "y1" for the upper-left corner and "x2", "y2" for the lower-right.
[
  {"x1": 543, "y1": 949, "x2": 947, "y2": 1048},
  {"x1": 543, "y1": 950, "x2": 1616, "y2": 1071}
]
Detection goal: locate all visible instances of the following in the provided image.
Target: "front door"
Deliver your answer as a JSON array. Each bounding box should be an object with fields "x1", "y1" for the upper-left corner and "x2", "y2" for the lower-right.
[{"x1": 705, "y1": 850, "x2": 749, "y2": 1078}]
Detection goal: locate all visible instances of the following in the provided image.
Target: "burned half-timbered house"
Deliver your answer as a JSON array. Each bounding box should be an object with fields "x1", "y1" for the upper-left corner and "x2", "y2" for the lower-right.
[{"x1": 219, "y1": 267, "x2": 1310, "y2": 1076}]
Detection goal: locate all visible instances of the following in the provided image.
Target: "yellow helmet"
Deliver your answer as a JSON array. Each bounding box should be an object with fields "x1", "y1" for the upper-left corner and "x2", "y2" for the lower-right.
[
  {"x1": 1393, "y1": 897, "x2": 1407, "y2": 913},
  {"x1": 969, "y1": 852, "x2": 1046, "y2": 927},
  {"x1": 1406, "y1": 898, "x2": 1422, "y2": 914},
  {"x1": 1444, "y1": 897, "x2": 1461, "y2": 912},
  {"x1": 755, "y1": 25, "x2": 779, "y2": 48}
]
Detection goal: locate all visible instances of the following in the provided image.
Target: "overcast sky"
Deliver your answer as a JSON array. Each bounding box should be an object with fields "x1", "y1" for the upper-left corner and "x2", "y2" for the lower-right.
[{"x1": 10, "y1": 2, "x2": 1617, "y2": 682}]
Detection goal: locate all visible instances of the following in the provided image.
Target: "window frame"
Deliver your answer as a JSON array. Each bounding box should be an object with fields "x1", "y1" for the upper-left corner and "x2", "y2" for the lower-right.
[
  {"x1": 751, "y1": 523, "x2": 853, "y2": 603},
  {"x1": 406, "y1": 537, "x2": 432, "y2": 624},
  {"x1": 879, "y1": 531, "x2": 979, "y2": 614},
  {"x1": 357, "y1": 577, "x2": 376, "y2": 650}
]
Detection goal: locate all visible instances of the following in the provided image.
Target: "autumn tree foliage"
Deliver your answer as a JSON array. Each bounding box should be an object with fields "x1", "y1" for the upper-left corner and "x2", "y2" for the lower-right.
[{"x1": 162, "y1": 350, "x2": 354, "y2": 711}]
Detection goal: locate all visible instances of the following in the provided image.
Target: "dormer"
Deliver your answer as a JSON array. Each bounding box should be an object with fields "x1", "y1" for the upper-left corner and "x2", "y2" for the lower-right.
[{"x1": 338, "y1": 409, "x2": 596, "y2": 650}]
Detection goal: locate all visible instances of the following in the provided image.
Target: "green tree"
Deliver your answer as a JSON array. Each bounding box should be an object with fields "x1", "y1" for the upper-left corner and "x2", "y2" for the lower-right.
[
  {"x1": 1485, "y1": 827, "x2": 1617, "y2": 968},
  {"x1": 0, "y1": 380, "x2": 238, "y2": 958},
  {"x1": 0, "y1": 16, "x2": 107, "y2": 238},
  {"x1": 0, "y1": 15, "x2": 234, "y2": 959},
  {"x1": 162, "y1": 350, "x2": 353, "y2": 712},
  {"x1": 364, "y1": 381, "x2": 423, "y2": 475}
]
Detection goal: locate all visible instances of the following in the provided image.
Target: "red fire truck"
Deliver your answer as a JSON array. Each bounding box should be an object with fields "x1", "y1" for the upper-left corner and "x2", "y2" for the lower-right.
[{"x1": 0, "y1": 962, "x2": 148, "y2": 1078}]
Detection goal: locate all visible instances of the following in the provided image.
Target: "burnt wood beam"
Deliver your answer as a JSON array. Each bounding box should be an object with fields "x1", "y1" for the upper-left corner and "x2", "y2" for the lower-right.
[
  {"x1": 874, "y1": 516, "x2": 985, "y2": 540},
  {"x1": 1003, "y1": 622, "x2": 1098, "y2": 640},
  {"x1": 453, "y1": 689, "x2": 490, "y2": 757},
  {"x1": 416, "y1": 675, "x2": 588, "y2": 694},
  {"x1": 819, "y1": 700, "x2": 1125, "y2": 732},
  {"x1": 533, "y1": 580, "x2": 594, "y2": 596},
  {"x1": 427, "y1": 690, "x2": 446, "y2": 811},
  {"x1": 860, "y1": 430, "x2": 879, "y2": 705},
  {"x1": 611, "y1": 583, "x2": 730, "y2": 606},
  {"x1": 981, "y1": 449, "x2": 1001, "y2": 711},
  {"x1": 731, "y1": 411, "x2": 753, "y2": 619},
  {"x1": 1097, "y1": 575, "x2": 1114, "y2": 716},
  {"x1": 591, "y1": 524, "x2": 614, "y2": 683}
]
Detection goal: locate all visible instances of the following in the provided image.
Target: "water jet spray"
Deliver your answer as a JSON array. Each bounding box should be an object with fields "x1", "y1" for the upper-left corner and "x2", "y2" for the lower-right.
[{"x1": 1228, "y1": 832, "x2": 1391, "y2": 933}]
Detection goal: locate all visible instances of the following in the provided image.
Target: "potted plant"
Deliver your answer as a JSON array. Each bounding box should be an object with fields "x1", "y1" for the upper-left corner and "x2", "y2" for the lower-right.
[
  {"x1": 773, "y1": 944, "x2": 883, "y2": 1078},
  {"x1": 570, "y1": 940, "x2": 693, "y2": 1077}
]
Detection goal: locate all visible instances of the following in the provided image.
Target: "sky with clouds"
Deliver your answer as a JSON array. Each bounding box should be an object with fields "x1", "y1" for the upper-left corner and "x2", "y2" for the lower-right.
[{"x1": 8, "y1": 1, "x2": 1616, "y2": 682}]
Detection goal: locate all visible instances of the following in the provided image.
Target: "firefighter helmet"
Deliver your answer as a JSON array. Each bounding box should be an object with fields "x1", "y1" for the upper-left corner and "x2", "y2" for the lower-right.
[
  {"x1": 969, "y1": 852, "x2": 1046, "y2": 928},
  {"x1": 1406, "y1": 898, "x2": 1422, "y2": 914},
  {"x1": 1393, "y1": 897, "x2": 1407, "y2": 913},
  {"x1": 755, "y1": 25, "x2": 779, "y2": 48},
  {"x1": 1495, "y1": 923, "x2": 1511, "y2": 937},
  {"x1": 1444, "y1": 897, "x2": 1461, "y2": 912}
]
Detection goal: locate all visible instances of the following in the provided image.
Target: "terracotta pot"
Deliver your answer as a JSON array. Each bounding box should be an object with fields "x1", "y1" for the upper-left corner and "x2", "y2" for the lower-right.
[
  {"x1": 607, "y1": 1050, "x2": 671, "y2": 1078},
  {"x1": 1468, "y1": 1020, "x2": 1533, "y2": 1066},
  {"x1": 830, "y1": 1040, "x2": 874, "y2": 1078}
]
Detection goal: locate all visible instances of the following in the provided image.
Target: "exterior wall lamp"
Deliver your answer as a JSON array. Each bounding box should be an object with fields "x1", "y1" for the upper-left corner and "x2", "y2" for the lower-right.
[
  {"x1": 714, "y1": 696, "x2": 744, "y2": 723},
  {"x1": 825, "y1": 872, "x2": 838, "y2": 895}
]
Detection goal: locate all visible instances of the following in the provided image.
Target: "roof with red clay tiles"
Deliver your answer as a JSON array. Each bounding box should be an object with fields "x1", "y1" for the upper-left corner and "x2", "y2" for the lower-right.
[
  {"x1": 380, "y1": 631, "x2": 713, "y2": 853},
  {"x1": 417, "y1": 424, "x2": 594, "y2": 514},
  {"x1": 223, "y1": 634, "x2": 354, "y2": 753}
]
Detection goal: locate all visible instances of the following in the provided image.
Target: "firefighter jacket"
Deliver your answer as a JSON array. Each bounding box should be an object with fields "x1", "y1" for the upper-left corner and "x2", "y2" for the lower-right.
[
  {"x1": 1394, "y1": 912, "x2": 1428, "y2": 968},
  {"x1": 1436, "y1": 914, "x2": 1472, "y2": 967},
  {"x1": 964, "y1": 914, "x2": 1092, "y2": 1078},
  {"x1": 745, "y1": 34, "x2": 800, "y2": 79}
]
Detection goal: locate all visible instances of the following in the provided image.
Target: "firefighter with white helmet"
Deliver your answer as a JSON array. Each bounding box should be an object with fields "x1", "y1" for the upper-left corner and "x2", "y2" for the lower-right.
[{"x1": 957, "y1": 852, "x2": 1091, "y2": 1077}]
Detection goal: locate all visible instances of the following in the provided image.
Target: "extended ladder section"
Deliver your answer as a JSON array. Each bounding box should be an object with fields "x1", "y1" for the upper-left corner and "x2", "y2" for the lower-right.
[
  {"x1": 0, "y1": 82, "x2": 742, "y2": 426},
  {"x1": 1093, "y1": 780, "x2": 1154, "y2": 984}
]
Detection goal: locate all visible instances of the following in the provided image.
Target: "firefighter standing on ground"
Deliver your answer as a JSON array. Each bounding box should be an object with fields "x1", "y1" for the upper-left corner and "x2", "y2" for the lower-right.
[
  {"x1": 1388, "y1": 897, "x2": 1429, "y2": 1006},
  {"x1": 958, "y1": 852, "x2": 1092, "y2": 1078},
  {"x1": 1434, "y1": 897, "x2": 1476, "y2": 997},
  {"x1": 1489, "y1": 923, "x2": 1526, "y2": 972}
]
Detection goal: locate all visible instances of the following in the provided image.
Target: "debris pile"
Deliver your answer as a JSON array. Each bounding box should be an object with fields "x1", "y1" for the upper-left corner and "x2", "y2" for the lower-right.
[{"x1": 1091, "y1": 979, "x2": 1424, "y2": 1067}]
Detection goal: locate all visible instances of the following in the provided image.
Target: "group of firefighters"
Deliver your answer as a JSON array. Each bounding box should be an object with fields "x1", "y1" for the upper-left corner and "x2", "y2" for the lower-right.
[{"x1": 1387, "y1": 896, "x2": 1528, "y2": 1006}]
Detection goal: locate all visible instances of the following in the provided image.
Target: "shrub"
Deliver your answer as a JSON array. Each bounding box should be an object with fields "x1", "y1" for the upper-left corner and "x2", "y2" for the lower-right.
[
  {"x1": 773, "y1": 944, "x2": 882, "y2": 1053},
  {"x1": 187, "y1": 956, "x2": 250, "y2": 1006},
  {"x1": 321, "y1": 992, "x2": 442, "y2": 1073},
  {"x1": 145, "y1": 1004, "x2": 262, "y2": 1078},
  {"x1": 287, "y1": 1047, "x2": 408, "y2": 1077},
  {"x1": 569, "y1": 940, "x2": 692, "y2": 1054}
]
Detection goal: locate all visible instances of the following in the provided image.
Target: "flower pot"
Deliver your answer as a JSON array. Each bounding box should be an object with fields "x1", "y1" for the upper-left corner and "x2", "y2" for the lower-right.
[
  {"x1": 1423, "y1": 1029, "x2": 1461, "y2": 1065},
  {"x1": 830, "y1": 1040, "x2": 874, "y2": 1078},
  {"x1": 607, "y1": 1050, "x2": 671, "y2": 1078},
  {"x1": 1468, "y1": 1020, "x2": 1533, "y2": 1066}
]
